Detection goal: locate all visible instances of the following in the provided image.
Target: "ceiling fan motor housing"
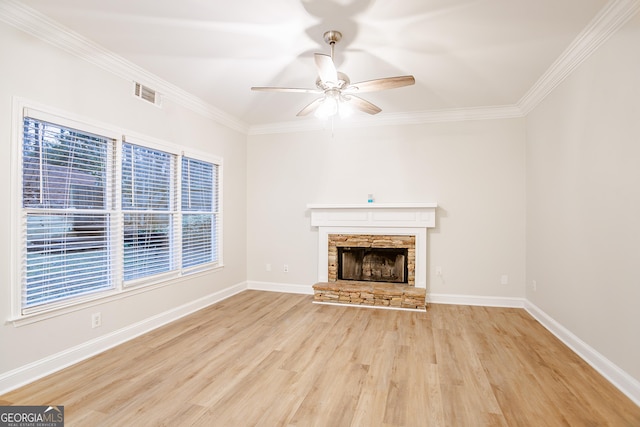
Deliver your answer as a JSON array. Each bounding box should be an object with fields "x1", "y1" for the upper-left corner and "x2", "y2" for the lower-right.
[{"x1": 316, "y1": 72, "x2": 350, "y2": 91}]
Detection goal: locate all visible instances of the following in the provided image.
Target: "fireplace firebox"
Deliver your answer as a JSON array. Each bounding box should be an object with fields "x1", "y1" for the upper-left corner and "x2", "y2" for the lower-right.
[{"x1": 337, "y1": 247, "x2": 409, "y2": 284}]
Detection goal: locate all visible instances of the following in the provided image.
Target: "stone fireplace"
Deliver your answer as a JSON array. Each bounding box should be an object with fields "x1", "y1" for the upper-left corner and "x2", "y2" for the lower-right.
[{"x1": 308, "y1": 203, "x2": 437, "y2": 310}]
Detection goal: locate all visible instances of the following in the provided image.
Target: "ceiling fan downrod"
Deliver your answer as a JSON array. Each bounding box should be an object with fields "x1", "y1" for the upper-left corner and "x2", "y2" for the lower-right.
[{"x1": 323, "y1": 30, "x2": 342, "y2": 60}]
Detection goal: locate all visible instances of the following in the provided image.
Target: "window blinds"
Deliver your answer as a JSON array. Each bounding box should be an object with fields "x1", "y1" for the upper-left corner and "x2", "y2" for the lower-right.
[
  {"x1": 21, "y1": 117, "x2": 113, "y2": 310},
  {"x1": 19, "y1": 113, "x2": 221, "y2": 314},
  {"x1": 181, "y1": 157, "x2": 218, "y2": 268},
  {"x1": 122, "y1": 143, "x2": 176, "y2": 282}
]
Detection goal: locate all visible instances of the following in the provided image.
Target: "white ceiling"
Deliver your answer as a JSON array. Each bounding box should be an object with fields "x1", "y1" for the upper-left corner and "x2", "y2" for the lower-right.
[{"x1": 13, "y1": 0, "x2": 612, "y2": 127}]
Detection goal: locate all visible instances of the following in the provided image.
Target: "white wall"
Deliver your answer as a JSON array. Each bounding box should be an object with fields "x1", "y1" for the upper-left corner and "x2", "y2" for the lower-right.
[
  {"x1": 0, "y1": 21, "x2": 247, "y2": 387},
  {"x1": 526, "y1": 13, "x2": 640, "y2": 382},
  {"x1": 247, "y1": 119, "x2": 526, "y2": 301}
]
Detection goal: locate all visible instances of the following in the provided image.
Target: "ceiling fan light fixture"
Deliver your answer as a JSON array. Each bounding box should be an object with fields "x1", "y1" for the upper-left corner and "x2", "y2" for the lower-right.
[
  {"x1": 314, "y1": 95, "x2": 354, "y2": 120},
  {"x1": 314, "y1": 96, "x2": 339, "y2": 119},
  {"x1": 338, "y1": 96, "x2": 354, "y2": 118}
]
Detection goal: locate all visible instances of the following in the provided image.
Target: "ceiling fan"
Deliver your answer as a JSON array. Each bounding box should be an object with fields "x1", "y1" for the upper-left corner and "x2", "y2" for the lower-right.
[{"x1": 251, "y1": 30, "x2": 415, "y2": 119}]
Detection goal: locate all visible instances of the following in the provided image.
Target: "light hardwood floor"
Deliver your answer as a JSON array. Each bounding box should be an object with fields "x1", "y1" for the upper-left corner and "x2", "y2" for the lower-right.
[{"x1": 2, "y1": 291, "x2": 639, "y2": 426}]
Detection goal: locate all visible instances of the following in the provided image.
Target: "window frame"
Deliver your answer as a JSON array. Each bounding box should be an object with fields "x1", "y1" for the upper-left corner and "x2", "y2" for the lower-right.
[{"x1": 10, "y1": 99, "x2": 223, "y2": 324}]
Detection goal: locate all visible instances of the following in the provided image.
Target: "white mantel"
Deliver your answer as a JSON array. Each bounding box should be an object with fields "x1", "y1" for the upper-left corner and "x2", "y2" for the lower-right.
[
  {"x1": 308, "y1": 203, "x2": 438, "y2": 289},
  {"x1": 308, "y1": 203, "x2": 437, "y2": 228}
]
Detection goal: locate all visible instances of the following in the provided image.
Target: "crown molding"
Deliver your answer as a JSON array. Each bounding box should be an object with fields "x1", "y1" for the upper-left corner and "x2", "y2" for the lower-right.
[
  {"x1": 0, "y1": 0, "x2": 249, "y2": 134},
  {"x1": 518, "y1": 0, "x2": 640, "y2": 114},
  {"x1": 247, "y1": 105, "x2": 524, "y2": 135}
]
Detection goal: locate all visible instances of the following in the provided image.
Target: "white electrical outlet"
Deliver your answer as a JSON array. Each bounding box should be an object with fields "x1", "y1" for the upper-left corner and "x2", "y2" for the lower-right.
[
  {"x1": 266, "y1": 263, "x2": 271, "y2": 272},
  {"x1": 91, "y1": 312, "x2": 102, "y2": 328},
  {"x1": 532, "y1": 280, "x2": 537, "y2": 291},
  {"x1": 283, "y1": 264, "x2": 289, "y2": 273},
  {"x1": 500, "y1": 274, "x2": 508, "y2": 285}
]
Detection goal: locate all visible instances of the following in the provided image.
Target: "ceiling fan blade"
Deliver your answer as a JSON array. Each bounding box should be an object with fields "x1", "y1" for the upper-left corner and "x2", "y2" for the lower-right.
[
  {"x1": 347, "y1": 95, "x2": 382, "y2": 115},
  {"x1": 251, "y1": 86, "x2": 321, "y2": 94},
  {"x1": 314, "y1": 53, "x2": 338, "y2": 85},
  {"x1": 296, "y1": 97, "x2": 325, "y2": 116},
  {"x1": 345, "y1": 75, "x2": 415, "y2": 93}
]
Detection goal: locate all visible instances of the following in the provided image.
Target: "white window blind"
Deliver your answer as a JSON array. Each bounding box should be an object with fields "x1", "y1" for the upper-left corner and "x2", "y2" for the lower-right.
[
  {"x1": 21, "y1": 117, "x2": 114, "y2": 310},
  {"x1": 181, "y1": 157, "x2": 218, "y2": 268},
  {"x1": 17, "y1": 107, "x2": 222, "y2": 316},
  {"x1": 122, "y1": 143, "x2": 176, "y2": 282}
]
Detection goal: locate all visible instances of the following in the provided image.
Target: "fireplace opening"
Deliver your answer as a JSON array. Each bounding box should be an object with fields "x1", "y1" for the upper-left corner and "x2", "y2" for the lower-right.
[{"x1": 337, "y1": 247, "x2": 409, "y2": 284}]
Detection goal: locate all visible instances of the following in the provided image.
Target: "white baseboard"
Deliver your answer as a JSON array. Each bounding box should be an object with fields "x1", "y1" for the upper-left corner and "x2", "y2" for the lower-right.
[
  {"x1": 246, "y1": 280, "x2": 314, "y2": 295},
  {"x1": 525, "y1": 300, "x2": 640, "y2": 407},
  {"x1": 0, "y1": 281, "x2": 247, "y2": 395},
  {"x1": 427, "y1": 292, "x2": 525, "y2": 308}
]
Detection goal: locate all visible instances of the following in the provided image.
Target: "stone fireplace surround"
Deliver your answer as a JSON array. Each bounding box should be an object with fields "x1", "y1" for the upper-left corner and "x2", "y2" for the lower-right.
[{"x1": 308, "y1": 203, "x2": 437, "y2": 310}]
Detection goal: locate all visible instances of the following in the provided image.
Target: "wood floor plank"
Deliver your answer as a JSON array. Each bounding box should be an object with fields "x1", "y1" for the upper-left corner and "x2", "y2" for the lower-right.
[{"x1": 2, "y1": 291, "x2": 639, "y2": 426}]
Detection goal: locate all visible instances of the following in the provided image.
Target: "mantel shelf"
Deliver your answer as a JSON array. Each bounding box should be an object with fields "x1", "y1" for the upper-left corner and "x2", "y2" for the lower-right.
[
  {"x1": 308, "y1": 202, "x2": 437, "y2": 229},
  {"x1": 307, "y1": 202, "x2": 437, "y2": 210}
]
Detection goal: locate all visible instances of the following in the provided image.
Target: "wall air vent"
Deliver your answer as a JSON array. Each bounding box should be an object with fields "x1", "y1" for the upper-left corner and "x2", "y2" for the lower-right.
[{"x1": 134, "y1": 82, "x2": 161, "y2": 106}]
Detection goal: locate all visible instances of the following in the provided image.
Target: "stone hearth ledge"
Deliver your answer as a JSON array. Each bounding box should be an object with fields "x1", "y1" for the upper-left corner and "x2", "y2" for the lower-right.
[{"x1": 313, "y1": 282, "x2": 426, "y2": 311}]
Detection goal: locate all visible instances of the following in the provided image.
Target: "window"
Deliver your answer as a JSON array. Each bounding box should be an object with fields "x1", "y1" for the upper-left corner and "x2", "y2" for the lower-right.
[
  {"x1": 122, "y1": 143, "x2": 175, "y2": 281},
  {"x1": 181, "y1": 157, "x2": 218, "y2": 268},
  {"x1": 21, "y1": 117, "x2": 114, "y2": 311},
  {"x1": 16, "y1": 108, "x2": 221, "y2": 317}
]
